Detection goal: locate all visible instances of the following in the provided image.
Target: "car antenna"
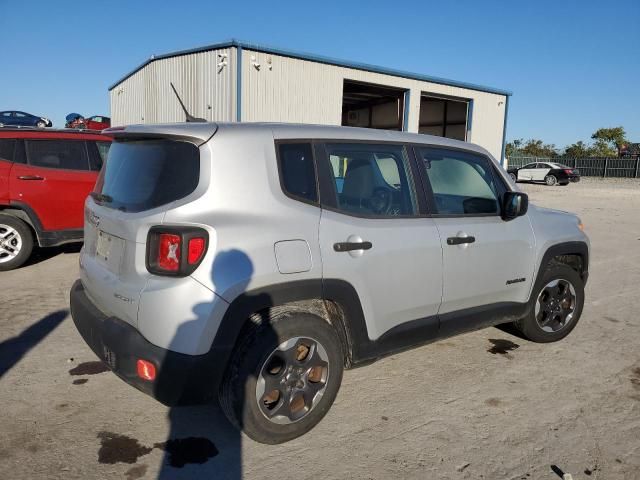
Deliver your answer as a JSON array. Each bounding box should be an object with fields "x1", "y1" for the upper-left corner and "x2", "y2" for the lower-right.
[{"x1": 170, "y1": 82, "x2": 206, "y2": 122}]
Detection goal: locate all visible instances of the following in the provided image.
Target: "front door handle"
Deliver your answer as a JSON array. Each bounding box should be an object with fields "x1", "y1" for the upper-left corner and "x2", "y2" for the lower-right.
[
  {"x1": 17, "y1": 175, "x2": 44, "y2": 181},
  {"x1": 446, "y1": 236, "x2": 476, "y2": 246},
  {"x1": 333, "y1": 241, "x2": 373, "y2": 252}
]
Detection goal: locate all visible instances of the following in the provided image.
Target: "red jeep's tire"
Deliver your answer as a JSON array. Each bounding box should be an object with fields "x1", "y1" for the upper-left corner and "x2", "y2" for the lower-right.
[{"x1": 0, "y1": 214, "x2": 34, "y2": 271}]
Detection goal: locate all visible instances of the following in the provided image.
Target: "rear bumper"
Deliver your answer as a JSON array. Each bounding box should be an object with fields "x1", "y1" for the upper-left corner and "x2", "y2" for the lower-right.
[
  {"x1": 69, "y1": 280, "x2": 223, "y2": 406},
  {"x1": 569, "y1": 176, "x2": 580, "y2": 182}
]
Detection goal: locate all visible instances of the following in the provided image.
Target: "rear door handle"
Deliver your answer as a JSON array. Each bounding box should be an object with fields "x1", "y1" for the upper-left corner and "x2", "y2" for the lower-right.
[
  {"x1": 446, "y1": 236, "x2": 476, "y2": 246},
  {"x1": 17, "y1": 175, "x2": 44, "y2": 181},
  {"x1": 333, "y1": 241, "x2": 373, "y2": 252}
]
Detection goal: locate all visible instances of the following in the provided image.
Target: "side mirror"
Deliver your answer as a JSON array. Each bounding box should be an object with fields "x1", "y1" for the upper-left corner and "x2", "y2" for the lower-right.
[{"x1": 502, "y1": 192, "x2": 528, "y2": 221}]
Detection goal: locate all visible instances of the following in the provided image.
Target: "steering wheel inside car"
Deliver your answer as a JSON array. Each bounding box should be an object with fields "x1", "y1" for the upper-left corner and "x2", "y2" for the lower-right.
[{"x1": 370, "y1": 187, "x2": 392, "y2": 215}]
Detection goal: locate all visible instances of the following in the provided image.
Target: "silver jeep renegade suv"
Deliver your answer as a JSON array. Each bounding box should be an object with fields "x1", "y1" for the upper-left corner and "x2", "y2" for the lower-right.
[{"x1": 70, "y1": 122, "x2": 589, "y2": 444}]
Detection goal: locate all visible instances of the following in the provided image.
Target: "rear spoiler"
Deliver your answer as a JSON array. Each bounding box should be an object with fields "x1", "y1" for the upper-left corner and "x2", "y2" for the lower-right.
[{"x1": 103, "y1": 123, "x2": 218, "y2": 146}]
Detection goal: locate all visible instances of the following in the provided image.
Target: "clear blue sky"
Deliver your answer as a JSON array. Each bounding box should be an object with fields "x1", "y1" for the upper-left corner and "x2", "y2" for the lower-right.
[{"x1": 1, "y1": 0, "x2": 638, "y2": 148}]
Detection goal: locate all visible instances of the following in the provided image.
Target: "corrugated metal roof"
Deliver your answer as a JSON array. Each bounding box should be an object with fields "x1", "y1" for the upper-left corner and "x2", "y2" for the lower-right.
[{"x1": 108, "y1": 39, "x2": 512, "y2": 96}]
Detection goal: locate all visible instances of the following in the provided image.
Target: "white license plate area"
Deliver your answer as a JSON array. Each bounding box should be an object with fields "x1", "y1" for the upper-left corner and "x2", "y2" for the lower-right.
[{"x1": 96, "y1": 230, "x2": 124, "y2": 273}]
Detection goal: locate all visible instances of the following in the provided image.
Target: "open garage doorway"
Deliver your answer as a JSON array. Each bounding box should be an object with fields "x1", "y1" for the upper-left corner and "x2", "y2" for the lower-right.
[
  {"x1": 342, "y1": 80, "x2": 406, "y2": 131},
  {"x1": 419, "y1": 94, "x2": 470, "y2": 141}
]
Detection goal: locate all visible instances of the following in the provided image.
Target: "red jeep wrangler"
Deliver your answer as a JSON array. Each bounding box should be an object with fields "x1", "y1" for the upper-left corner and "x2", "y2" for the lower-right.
[{"x1": 0, "y1": 128, "x2": 111, "y2": 270}]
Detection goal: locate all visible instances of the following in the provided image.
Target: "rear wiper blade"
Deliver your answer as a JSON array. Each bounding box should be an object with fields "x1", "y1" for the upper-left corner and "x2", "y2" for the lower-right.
[{"x1": 90, "y1": 192, "x2": 113, "y2": 203}]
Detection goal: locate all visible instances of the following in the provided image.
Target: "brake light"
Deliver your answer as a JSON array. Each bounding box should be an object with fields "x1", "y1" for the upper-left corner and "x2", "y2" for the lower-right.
[
  {"x1": 564, "y1": 169, "x2": 573, "y2": 174},
  {"x1": 136, "y1": 359, "x2": 156, "y2": 381},
  {"x1": 188, "y1": 237, "x2": 206, "y2": 264},
  {"x1": 146, "y1": 227, "x2": 209, "y2": 276},
  {"x1": 158, "y1": 233, "x2": 181, "y2": 271}
]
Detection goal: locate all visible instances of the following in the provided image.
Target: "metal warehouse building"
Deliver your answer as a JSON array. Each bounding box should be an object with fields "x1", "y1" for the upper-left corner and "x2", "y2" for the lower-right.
[{"x1": 109, "y1": 39, "x2": 511, "y2": 161}]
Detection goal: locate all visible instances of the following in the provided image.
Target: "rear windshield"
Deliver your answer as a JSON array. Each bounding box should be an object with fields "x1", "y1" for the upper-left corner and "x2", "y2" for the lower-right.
[{"x1": 95, "y1": 139, "x2": 200, "y2": 212}]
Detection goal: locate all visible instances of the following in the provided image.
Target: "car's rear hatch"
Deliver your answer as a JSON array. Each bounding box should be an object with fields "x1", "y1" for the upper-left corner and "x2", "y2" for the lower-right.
[{"x1": 80, "y1": 123, "x2": 217, "y2": 327}]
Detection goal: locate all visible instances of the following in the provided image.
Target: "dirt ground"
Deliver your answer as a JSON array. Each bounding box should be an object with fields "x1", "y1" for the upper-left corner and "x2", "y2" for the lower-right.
[{"x1": 1, "y1": 178, "x2": 639, "y2": 480}]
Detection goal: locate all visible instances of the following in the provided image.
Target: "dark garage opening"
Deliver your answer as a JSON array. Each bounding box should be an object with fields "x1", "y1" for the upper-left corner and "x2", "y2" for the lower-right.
[
  {"x1": 419, "y1": 94, "x2": 469, "y2": 141},
  {"x1": 342, "y1": 80, "x2": 406, "y2": 131}
]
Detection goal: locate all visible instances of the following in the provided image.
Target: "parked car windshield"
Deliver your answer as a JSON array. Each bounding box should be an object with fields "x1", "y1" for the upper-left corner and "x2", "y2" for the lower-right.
[{"x1": 94, "y1": 139, "x2": 199, "y2": 212}]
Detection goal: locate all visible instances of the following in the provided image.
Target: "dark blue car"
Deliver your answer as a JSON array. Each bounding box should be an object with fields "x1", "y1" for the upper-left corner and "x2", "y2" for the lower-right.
[{"x1": 0, "y1": 110, "x2": 52, "y2": 128}]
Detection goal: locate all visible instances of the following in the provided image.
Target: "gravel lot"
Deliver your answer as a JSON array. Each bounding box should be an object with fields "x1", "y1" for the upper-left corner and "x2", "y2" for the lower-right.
[{"x1": 1, "y1": 178, "x2": 639, "y2": 480}]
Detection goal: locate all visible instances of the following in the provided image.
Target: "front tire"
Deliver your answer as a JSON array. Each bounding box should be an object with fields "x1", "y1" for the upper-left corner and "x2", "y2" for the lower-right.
[
  {"x1": 515, "y1": 263, "x2": 584, "y2": 343},
  {"x1": 36, "y1": 120, "x2": 46, "y2": 128},
  {"x1": 0, "y1": 215, "x2": 34, "y2": 271},
  {"x1": 545, "y1": 175, "x2": 558, "y2": 186},
  {"x1": 509, "y1": 173, "x2": 517, "y2": 182},
  {"x1": 220, "y1": 310, "x2": 344, "y2": 444}
]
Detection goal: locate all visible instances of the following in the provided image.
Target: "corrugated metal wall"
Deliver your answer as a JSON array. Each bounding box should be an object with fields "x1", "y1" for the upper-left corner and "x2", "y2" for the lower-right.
[
  {"x1": 110, "y1": 46, "x2": 506, "y2": 160},
  {"x1": 110, "y1": 48, "x2": 235, "y2": 126},
  {"x1": 241, "y1": 49, "x2": 507, "y2": 160}
]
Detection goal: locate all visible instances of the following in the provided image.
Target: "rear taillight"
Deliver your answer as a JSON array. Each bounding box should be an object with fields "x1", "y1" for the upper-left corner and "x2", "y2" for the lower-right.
[
  {"x1": 188, "y1": 237, "x2": 206, "y2": 265},
  {"x1": 564, "y1": 169, "x2": 573, "y2": 174},
  {"x1": 136, "y1": 359, "x2": 156, "y2": 381},
  {"x1": 147, "y1": 226, "x2": 208, "y2": 276},
  {"x1": 158, "y1": 233, "x2": 181, "y2": 272}
]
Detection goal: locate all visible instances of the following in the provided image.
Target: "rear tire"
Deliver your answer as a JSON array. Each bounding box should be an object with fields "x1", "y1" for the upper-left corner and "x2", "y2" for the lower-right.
[
  {"x1": 220, "y1": 309, "x2": 344, "y2": 444},
  {"x1": 515, "y1": 263, "x2": 584, "y2": 343},
  {"x1": 545, "y1": 175, "x2": 558, "y2": 186},
  {"x1": 0, "y1": 214, "x2": 34, "y2": 271},
  {"x1": 509, "y1": 173, "x2": 517, "y2": 182}
]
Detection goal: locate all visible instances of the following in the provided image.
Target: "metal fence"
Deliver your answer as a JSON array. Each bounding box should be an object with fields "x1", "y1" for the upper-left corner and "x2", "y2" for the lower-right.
[{"x1": 508, "y1": 157, "x2": 640, "y2": 178}]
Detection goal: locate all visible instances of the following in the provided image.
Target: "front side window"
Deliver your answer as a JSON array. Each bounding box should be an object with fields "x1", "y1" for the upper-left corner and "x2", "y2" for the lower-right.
[
  {"x1": 418, "y1": 148, "x2": 501, "y2": 215},
  {"x1": 321, "y1": 143, "x2": 417, "y2": 217},
  {"x1": 277, "y1": 143, "x2": 317, "y2": 203},
  {"x1": 25, "y1": 140, "x2": 90, "y2": 170}
]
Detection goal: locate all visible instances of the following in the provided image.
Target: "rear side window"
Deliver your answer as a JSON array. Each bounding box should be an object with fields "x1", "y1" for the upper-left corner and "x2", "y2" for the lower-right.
[
  {"x1": 88, "y1": 141, "x2": 111, "y2": 171},
  {"x1": 321, "y1": 143, "x2": 418, "y2": 217},
  {"x1": 0, "y1": 139, "x2": 15, "y2": 162},
  {"x1": 96, "y1": 140, "x2": 199, "y2": 213},
  {"x1": 418, "y1": 148, "x2": 501, "y2": 215},
  {"x1": 277, "y1": 143, "x2": 317, "y2": 203},
  {"x1": 25, "y1": 140, "x2": 90, "y2": 171}
]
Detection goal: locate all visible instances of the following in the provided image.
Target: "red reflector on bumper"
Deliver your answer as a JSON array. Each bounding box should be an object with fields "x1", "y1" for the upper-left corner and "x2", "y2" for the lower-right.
[{"x1": 136, "y1": 359, "x2": 156, "y2": 381}]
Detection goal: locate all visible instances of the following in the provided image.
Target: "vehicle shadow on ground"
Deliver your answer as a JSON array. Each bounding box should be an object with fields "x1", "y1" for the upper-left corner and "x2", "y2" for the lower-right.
[
  {"x1": 23, "y1": 243, "x2": 82, "y2": 267},
  {"x1": 156, "y1": 249, "x2": 277, "y2": 479},
  {"x1": 0, "y1": 309, "x2": 68, "y2": 379},
  {"x1": 156, "y1": 404, "x2": 242, "y2": 479}
]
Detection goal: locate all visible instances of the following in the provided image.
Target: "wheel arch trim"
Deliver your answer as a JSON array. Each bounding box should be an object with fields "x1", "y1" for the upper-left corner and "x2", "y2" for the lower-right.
[
  {"x1": 209, "y1": 278, "x2": 371, "y2": 372},
  {"x1": 530, "y1": 241, "x2": 589, "y2": 299},
  {"x1": 3, "y1": 201, "x2": 83, "y2": 247},
  {"x1": 3, "y1": 201, "x2": 44, "y2": 241},
  {"x1": 0, "y1": 205, "x2": 37, "y2": 232}
]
